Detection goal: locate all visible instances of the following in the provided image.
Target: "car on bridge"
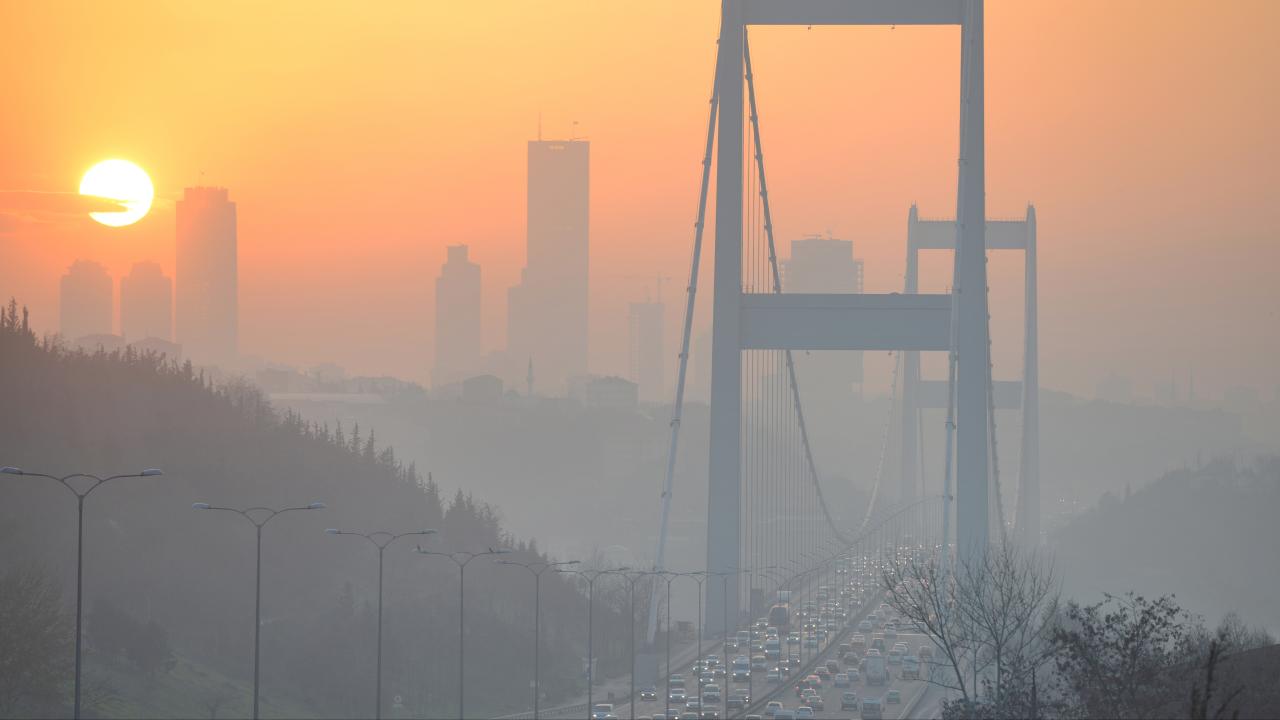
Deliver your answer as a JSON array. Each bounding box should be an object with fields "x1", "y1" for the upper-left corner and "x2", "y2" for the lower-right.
[
  {"x1": 763, "y1": 700, "x2": 784, "y2": 717},
  {"x1": 640, "y1": 687, "x2": 658, "y2": 700},
  {"x1": 726, "y1": 692, "x2": 750, "y2": 710},
  {"x1": 841, "y1": 691, "x2": 859, "y2": 710},
  {"x1": 591, "y1": 703, "x2": 618, "y2": 720},
  {"x1": 766, "y1": 668, "x2": 783, "y2": 683},
  {"x1": 669, "y1": 688, "x2": 687, "y2": 703},
  {"x1": 887, "y1": 689, "x2": 902, "y2": 704},
  {"x1": 793, "y1": 707, "x2": 815, "y2": 719}
]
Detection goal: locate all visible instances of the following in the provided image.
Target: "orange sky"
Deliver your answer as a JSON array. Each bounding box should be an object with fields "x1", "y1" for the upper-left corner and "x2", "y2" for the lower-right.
[{"x1": 1, "y1": 1, "x2": 1277, "y2": 400}]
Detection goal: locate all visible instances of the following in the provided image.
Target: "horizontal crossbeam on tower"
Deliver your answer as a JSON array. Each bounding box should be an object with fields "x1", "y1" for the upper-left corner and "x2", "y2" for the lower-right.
[
  {"x1": 739, "y1": 293, "x2": 951, "y2": 351},
  {"x1": 912, "y1": 218, "x2": 1031, "y2": 250},
  {"x1": 741, "y1": 0, "x2": 963, "y2": 26}
]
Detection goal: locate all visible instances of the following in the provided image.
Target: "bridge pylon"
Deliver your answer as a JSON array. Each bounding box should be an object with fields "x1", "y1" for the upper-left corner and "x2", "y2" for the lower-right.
[{"x1": 704, "y1": 0, "x2": 994, "y2": 635}]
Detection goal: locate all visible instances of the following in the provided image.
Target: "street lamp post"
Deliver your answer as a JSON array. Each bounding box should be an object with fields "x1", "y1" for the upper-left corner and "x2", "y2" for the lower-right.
[
  {"x1": 1, "y1": 466, "x2": 163, "y2": 720},
  {"x1": 557, "y1": 567, "x2": 629, "y2": 719},
  {"x1": 617, "y1": 571, "x2": 658, "y2": 720},
  {"x1": 324, "y1": 528, "x2": 436, "y2": 720},
  {"x1": 658, "y1": 571, "x2": 678, "y2": 719},
  {"x1": 684, "y1": 572, "x2": 706, "y2": 706},
  {"x1": 417, "y1": 547, "x2": 510, "y2": 719},
  {"x1": 496, "y1": 558, "x2": 581, "y2": 719},
  {"x1": 193, "y1": 500, "x2": 324, "y2": 720}
]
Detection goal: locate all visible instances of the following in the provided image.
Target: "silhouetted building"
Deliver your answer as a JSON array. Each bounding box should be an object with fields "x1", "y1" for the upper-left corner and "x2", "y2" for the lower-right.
[
  {"x1": 74, "y1": 333, "x2": 124, "y2": 354},
  {"x1": 462, "y1": 374, "x2": 503, "y2": 404},
  {"x1": 120, "y1": 261, "x2": 172, "y2": 342},
  {"x1": 629, "y1": 300, "x2": 665, "y2": 402},
  {"x1": 128, "y1": 336, "x2": 182, "y2": 360},
  {"x1": 783, "y1": 235, "x2": 865, "y2": 393},
  {"x1": 507, "y1": 139, "x2": 589, "y2": 395},
  {"x1": 60, "y1": 259, "x2": 112, "y2": 341},
  {"x1": 176, "y1": 187, "x2": 237, "y2": 366},
  {"x1": 435, "y1": 244, "x2": 482, "y2": 386},
  {"x1": 569, "y1": 374, "x2": 638, "y2": 411}
]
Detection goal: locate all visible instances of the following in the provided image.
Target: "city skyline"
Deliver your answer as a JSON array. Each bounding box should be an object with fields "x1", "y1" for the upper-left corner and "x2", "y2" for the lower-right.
[{"x1": 1, "y1": 1, "x2": 1276, "y2": 400}]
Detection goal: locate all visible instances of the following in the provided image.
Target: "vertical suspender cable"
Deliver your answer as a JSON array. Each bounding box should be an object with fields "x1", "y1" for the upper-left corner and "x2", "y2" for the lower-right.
[{"x1": 743, "y1": 31, "x2": 850, "y2": 547}]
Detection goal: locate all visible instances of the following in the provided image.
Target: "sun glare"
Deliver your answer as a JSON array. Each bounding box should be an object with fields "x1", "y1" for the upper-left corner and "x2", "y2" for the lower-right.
[{"x1": 80, "y1": 159, "x2": 154, "y2": 227}]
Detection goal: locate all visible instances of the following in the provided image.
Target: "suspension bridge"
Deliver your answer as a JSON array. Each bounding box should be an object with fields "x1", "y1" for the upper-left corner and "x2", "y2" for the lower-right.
[{"x1": 646, "y1": 0, "x2": 1041, "y2": 645}]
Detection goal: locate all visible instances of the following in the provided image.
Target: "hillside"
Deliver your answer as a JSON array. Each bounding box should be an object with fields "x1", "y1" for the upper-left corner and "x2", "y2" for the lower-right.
[
  {"x1": 1053, "y1": 455, "x2": 1280, "y2": 634},
  {"x1": 0, "y1": 302, "x2": 623, "y2": 719}
]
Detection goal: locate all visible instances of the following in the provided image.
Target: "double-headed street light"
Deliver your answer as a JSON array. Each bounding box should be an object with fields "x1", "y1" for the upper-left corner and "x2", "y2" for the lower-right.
[
  {"x1": 495, "y1": 558, "x2": 580, "y2": 719},
  {"x1": 615, "y1": 570, "x2": 660, "y2": 720},
  {"x1": 557, "y1": 566, "x2": 629, "y2": 718},
  {"x1": 193, "y1": 500, "x2": 325, "y2": 720},
  {"x1": 417, "y1": 547, "x2": 511, "y2": 719},
  {"x1": 325, "y1": 528, "x2": 436, "y2": 720},
  {"x1": 2, "y1": 466, "x2": 163, "y2": 720}
]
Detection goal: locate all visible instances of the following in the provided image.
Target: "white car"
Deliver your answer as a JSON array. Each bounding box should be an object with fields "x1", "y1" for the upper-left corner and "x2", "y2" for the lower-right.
[{"x1": 592, "y1": 704, "x2": 617, "y2": 720}]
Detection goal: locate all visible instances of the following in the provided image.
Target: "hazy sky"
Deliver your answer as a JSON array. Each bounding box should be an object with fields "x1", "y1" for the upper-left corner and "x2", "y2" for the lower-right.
[{"x1": 1, "y1": 1, "x2": 1276, "y2": 400}]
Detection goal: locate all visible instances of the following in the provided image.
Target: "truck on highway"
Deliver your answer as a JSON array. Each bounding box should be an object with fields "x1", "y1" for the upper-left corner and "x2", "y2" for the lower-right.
[
  {"x1": 764, "y1": 636, "x2": 782, "y2": 661},
  {"x1": 865, "y1": 654, "x2": 888, "y2": 686},
  {"x1": 768, "y1": 602, "x2": 791, "y2": 631}
]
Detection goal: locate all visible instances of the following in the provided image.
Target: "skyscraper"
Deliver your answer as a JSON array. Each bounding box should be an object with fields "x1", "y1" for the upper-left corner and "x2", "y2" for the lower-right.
[
  {"x1": 120, "y1": 261, "x2": 172, "y2": 341},
  {"x1": 59, "y1": 259, "x2": 112, "y2": 341},
  {"x1": 176, "y1": 187, "x2": 237, "y2": 366},
  {"x1": 507, "y1": 139, "x2": 589, "y2": 395},
  {"x1": 434, "y1": 244, "x2": 482, "y2": 386},
  {"x1": 783, "y1": 235, "x2": 865, "y2": 392},
  {"x1": 628, "y1": 300, "x2": 665, "y2": 403}
]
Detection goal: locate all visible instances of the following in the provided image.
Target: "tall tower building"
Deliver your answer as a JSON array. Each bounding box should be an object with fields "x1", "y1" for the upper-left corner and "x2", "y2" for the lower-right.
[
  {"x1": 783, "y1": 235, "x2": 865, "y2": 388},
  {"x1": 176, "y1": 187, "x2": 237, "y2": 366},
  {"x1": 120, "y1": 261, "x2": 172, "y2": 341},
  {"x1": 59, "y1": 260, "x2": 112, "y2": 341},
  {"x1": 783, "y1": 236, "x2": 865, "y2": 471},
  {"x1": 507, "y1": 139, "x2": 589, "y2": 395},
  {"x1": 434, "y1": 244, "x2": 482, "y2": 386},
  {"x1": 628, "y1": 300, "x2": 665, "y2": 403}
]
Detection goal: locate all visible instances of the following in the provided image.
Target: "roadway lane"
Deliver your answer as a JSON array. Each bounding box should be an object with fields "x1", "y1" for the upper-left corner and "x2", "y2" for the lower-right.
[{"x1": 800, "y1": 629, "x2": 933, "y2": 720}]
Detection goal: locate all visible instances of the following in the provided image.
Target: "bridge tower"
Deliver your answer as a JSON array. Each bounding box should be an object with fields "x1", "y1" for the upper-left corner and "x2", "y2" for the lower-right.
[
  {"x1": 705, "y1": 0, "x2": 992, "y2": 633},
  {"x1": 900, "y1": 204, "x2": 1040, "y2": 544}
]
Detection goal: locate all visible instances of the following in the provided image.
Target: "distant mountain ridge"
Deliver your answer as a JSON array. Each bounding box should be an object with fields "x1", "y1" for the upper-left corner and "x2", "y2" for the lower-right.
[{"x1": 1053, "y1": 455, "x2": 1280, "y2": 635}]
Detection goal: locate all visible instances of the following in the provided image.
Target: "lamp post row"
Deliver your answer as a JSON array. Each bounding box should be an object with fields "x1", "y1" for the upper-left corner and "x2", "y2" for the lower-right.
[{"x1": 3, "y1": 464, "x2": 875, "y2": 720}]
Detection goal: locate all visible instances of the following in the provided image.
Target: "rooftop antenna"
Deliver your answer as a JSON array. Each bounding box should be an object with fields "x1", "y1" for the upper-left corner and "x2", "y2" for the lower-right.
[
  {"x1": 570, "y1": 120, "x2": 580, "y2": 141},
  {"x1": 538, "y1": 111, "x2": 542, "y2": 141}
]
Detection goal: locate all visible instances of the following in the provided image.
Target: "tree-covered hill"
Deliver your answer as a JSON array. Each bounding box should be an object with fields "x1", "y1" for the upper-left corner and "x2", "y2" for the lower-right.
[
  {"x1": 0, "y1": 301, "x2": 629, "y2": 719},
  {"x1": 1053, "y1": 454, "x2": 1280, "y2": 635}
]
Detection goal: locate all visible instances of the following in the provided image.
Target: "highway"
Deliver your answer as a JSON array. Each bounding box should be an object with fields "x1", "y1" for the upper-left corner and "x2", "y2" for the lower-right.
[{"x1": 608, "y1": 557, "x2": 942, "y2": 720}]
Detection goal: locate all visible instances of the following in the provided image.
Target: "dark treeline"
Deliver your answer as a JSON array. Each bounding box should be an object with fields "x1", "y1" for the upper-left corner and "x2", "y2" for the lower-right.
[{"x1": 0, "y1": 301, "x2": 644, "y2": 719}]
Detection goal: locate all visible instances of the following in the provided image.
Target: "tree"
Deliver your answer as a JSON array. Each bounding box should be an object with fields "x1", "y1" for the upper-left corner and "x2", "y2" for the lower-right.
[
  {"x1": 881, "y1": 541, "x2": 1061, "y2": 720},
  {"x1": 1053, "y1": 592, "x2": 1194, "y2": 719},
  {"x1": 950, "y1": 540, "x2": 1061, "y2": 719},
  {"x1": 880, "y1": 550, "x2": 980, "y2": 705},
  {"x1": 0, "y1": 566, "x2": 72, "y2": 714}
]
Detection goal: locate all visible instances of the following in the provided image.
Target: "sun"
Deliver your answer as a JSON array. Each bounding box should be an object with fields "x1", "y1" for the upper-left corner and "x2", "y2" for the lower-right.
[{"x1": 79, "y1": 159, "x2": 154, "y2": 227}]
